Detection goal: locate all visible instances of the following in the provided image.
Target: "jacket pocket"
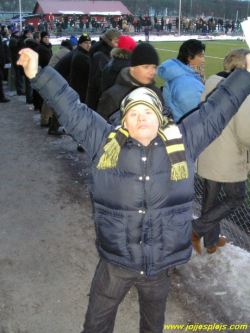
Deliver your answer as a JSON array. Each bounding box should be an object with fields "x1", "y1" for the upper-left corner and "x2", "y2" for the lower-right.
[
  {"x1": 95, "y1": 206, "x2": 131, "y2": 260},
  {"x1": 159, "y1": 205, "x2": 192, "y2": 260}
]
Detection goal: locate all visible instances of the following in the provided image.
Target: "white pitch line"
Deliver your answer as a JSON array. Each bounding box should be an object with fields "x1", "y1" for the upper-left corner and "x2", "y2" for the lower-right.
[{"x1": 155, "y1": 48, "x2": 224, "y2": 60}]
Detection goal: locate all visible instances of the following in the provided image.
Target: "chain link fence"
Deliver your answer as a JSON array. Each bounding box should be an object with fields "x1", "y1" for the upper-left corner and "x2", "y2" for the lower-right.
[{"x1": 193, "y1": 174, "x2": 250, "y2": 252}]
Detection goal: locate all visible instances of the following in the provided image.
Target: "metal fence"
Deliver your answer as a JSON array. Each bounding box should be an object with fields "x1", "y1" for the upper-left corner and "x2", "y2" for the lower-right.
[{"x1": 193, "y1": 174, "x2": 250, "y2": 252}]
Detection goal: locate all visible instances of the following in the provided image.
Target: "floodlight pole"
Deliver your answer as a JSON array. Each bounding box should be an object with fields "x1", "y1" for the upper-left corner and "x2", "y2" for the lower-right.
[
  {"x1": 19, "y1": 0, "x2": 22, "y2": 31},
  {"x1": 178, "y1": 0, "x2": 181, "y2": 35}
]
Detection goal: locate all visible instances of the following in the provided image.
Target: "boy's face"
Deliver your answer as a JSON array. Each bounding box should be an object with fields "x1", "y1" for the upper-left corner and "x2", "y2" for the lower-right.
[
  {"x1": 130, "y1": 65, "x2": 157, "y2": 85},
  {"x1": 124, "y1": 104, "x2": 159, "y2": 147}
]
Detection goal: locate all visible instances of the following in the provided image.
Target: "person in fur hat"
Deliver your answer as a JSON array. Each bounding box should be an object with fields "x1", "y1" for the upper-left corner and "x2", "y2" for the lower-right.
[
  {"x1": 101, "y1": 35, "x2": 136, "y2": 92},
  {"x1": 85, "y1": 28, "x2": 121, "y2": 110}
]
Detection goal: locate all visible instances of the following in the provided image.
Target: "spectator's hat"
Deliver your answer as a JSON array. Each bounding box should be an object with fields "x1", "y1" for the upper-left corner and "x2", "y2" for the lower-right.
[
  {"x1": 23, "y1": 29, "x2": 32, "y2": 36},
  {"x1": 70, "y1": 34, "x2": 78, "y2": 46},
  {"x1": 118, "y1": 36, "x2": 136, "y2": 51},
  {"x1": 102, "y1": 28, "x2": 121, "y2": 41},
  {"x1": 78, "y1": 33, "x2": 91, "y2": 44},
  {"x1": 131, "y1": 42, "x2": 159, "y2": 66},
  {"x1": 41, "y1": 31, "x2": 50, "y2": 39},
  {"x1": 11, "y1": 27, "x2": 20, "y2": 35}
]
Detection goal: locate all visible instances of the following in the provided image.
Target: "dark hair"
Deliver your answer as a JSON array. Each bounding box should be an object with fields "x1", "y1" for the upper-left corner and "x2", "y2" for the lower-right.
[
  {"x1": 1, "y1": 31, "x2": 8, "y2": 38},
  {"x1": 177, "y1": 39, "x2": 205, "y2": 65},
  {"x1": 33, "y1": 31, "x2": 40, "y2": 40},
  {"x1": 61, "y1": 39, "x2": 73, "y2": 51}
]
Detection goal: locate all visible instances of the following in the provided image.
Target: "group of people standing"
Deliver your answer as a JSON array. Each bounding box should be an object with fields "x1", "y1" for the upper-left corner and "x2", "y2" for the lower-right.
[{"x1": 4, "y1": 27, "x2": 250, "y2": 331}]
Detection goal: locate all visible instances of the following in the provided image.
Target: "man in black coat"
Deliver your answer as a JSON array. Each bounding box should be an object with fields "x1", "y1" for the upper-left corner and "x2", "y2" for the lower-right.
[
  {"x1": 85, "y1": 28, "x2": 121, "y2": 110},
  {"x1": 9, "y1": 27, "x2": 25, "y2": 95},
  {"x1": 36, "y1": 31, "x2": 53, "y2": 113},
  {"x1": 97, "y1": 43, "x2": 164, "y2": 121},
  {"x1": 17, "y1": 29, "x2": 33, "y2": 103},
  {"x1": 69, "y1": 34, "x2": 91, "y2": 103}
]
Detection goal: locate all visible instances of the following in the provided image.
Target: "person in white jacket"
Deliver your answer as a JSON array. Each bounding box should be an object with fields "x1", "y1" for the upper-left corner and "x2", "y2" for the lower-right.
[{"x1": 192, "y1": 48, "x2": 250, "y2": 254}]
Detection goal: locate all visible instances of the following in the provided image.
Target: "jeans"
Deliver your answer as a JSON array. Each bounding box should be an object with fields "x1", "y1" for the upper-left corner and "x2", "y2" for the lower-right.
[
  {"x1": 82, "y1": 259, "x2": 173, "y2": 333},
  {"x1": 192, "y1": 179, "x2": 245, "y2": 248}
]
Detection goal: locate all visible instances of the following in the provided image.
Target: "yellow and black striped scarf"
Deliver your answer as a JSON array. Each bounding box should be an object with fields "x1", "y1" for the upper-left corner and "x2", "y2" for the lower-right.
[{"x1": 97, "y1": 120, "x2": 188, "y2": 181}]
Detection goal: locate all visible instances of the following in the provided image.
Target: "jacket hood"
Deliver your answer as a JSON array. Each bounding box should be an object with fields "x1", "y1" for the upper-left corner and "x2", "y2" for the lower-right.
[
  {"x1": 89, "y1": 39, "x2": 112, "y2": 58},
  {"x1": 24, "y1": 38, "x2": 39, "y2": 47},
  {"x1": 110, "y1": 47, "x2": 131, "y2": 59},
  {"x1": 158, "y1": 58, "x2": 196, "y2": 82}
]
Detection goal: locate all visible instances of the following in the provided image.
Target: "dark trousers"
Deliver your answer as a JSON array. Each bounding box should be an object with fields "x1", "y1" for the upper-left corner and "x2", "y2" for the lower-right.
[
  {"x1": 192, "y1": 179, "x2": 245, "y2": 248},
  {"x1": 82, "y1": 260, "x2": 173, "y2": 333},
  {"x1": 24, "y1": 75, "x2": 33, "y2": 103},
  {"x1": 13, "y1": 65, "x2": 24, "y2": 94},
  {"x1": 0, "y1": 66, "x2": 5, "y2": 98}
]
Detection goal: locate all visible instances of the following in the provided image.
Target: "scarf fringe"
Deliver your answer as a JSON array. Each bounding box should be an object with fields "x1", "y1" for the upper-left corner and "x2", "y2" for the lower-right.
[
  {"x1": 97, "y1": 138, "x2": 121, "y2": 169},
  {"x1": 170, "y1": 162, "x2": 189, "y2": 181}
]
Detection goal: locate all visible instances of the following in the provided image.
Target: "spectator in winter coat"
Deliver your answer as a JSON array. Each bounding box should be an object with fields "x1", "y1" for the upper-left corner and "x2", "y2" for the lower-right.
[
  {"x1": 158, "y1": 39, "x2": 206, "y2": 123},
  {"x1": 43, "y1": 39, "x2": 73, "y2": 135},
  {"x1": 49, "y1": 39, "x2": 73, "y2": 67},
  {"x1": 97, "y1": 42, "x2": 164, "y2": 121},
  {"x1": 69, "y1": 34, "x2": 91, "y2": 103},
  {"x1": 17, "y1": 29, "x2": 33, "y2": 104},
  {"x1": 24, "y1": 32, "x2": 41, "y2": 111},
  {"x1": 37, "y1": 31, "x2": 53, "y2": 116},
  {"x1": 17, "y1": 47, "x2": 250, "y2": 333},
  {"x1": 1, "y1": 31, "x2": 11, "y2": 82},
  {"x1": 85, "y1": 28, "x2": 121, "y2": 110},
  {"x1": 101, "y1": 35, "x2": 136, "y2": 92},
  {"x1": 37, "y1": 31, "x2": 53, "y2": 69},
  {"x1": 192, "y1": 48, "x2": 250, "y2": 254},
  {"x1": 9, "y1": 27, "x2": 25, "y2": 95}
]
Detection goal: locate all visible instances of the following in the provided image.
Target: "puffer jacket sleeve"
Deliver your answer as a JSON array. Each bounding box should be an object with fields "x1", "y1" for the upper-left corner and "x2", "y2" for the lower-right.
[
  {"x1": 180, "y1": 69, "x2": 250, "y2": 162},
  {"x1": 31, "y1": 66, "x2": 111, "y2": 159}
]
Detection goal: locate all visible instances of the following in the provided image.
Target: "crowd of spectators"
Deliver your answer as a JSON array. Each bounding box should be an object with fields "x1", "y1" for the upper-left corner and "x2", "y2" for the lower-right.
[{"x1": 1, "y1": 13, "x2": 243, "y2": 41}]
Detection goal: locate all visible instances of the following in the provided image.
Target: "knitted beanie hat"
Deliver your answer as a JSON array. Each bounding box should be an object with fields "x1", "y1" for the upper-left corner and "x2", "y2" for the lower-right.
[
  {"x1": 70, "y1": 34, "x2": 78, "y2": 46},
  {"x1": 11, "y1": 27, "x2": 20, "y2": 35},
  {"x1": 118, "y1": 35, "x2": 136, "y2": 51},
  {"x1": 102, "y1": 28, "x2": 121, "y2": 41},
  {"x1": 23, "y1": 29, "x2": 32, "y2": 36},
  {"x1": 78, "y1": 33, "x2": 91, "y2": 44},
  {"x1": 41, "y1": 31, "x2": 50, "y2": 39},
  {"x1": 131, "y1": 42, "x2": 159, "y2": 66},
  {"x1": 120, "y1": 87, "x2": 164, "y2": 125}
]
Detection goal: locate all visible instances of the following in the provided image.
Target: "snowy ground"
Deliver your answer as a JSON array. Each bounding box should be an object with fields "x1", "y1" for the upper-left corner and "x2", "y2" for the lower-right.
[{"x1": 50, "y1": 33, "x2": 245, "y2": 45}]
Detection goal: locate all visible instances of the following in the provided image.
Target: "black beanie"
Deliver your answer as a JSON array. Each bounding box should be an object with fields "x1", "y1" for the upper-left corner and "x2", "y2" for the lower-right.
[
  {"x1": 41, "y1": 31, "x2": 50, "y2": 39},
  {"x1": 131, "y1": 43, "x2": 159, "y2": 67}
]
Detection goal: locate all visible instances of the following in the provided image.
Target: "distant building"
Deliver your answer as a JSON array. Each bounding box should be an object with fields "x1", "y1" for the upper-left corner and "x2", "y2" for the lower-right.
[{"x1": 25, "y1": 1, "x2": 131, "y2": 30}]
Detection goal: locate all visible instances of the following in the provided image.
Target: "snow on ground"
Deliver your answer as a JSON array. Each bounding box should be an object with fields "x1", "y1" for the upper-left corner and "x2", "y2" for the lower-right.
[{"x1": 50, "y1": 33, "x2": 244, "y2": 45}]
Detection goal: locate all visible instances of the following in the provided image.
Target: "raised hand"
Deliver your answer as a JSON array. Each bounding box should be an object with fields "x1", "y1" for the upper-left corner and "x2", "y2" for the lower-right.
[{"x1": 17, "y1": 48, "x2": 39, "y2": 79}]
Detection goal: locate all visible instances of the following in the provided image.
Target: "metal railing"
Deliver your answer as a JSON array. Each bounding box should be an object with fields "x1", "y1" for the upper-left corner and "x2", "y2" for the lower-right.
[{"x1": 193, "y1": 175, "x2": 250, "y2": 252}]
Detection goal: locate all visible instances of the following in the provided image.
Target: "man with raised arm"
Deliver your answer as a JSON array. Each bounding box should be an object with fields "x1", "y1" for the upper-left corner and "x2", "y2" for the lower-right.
[{"x1": 17, "y1": 48, "x2": 250, "y2": 333}]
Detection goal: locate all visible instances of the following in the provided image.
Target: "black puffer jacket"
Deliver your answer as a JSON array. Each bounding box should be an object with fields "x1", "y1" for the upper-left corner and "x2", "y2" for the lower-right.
[
  {"x1": 85, "y1": 36, "x2": 113, "y2": 110},
  {"x1": 31, "y1": 66, "x2": 250, "y2": 278},
  {"x1": 97, "y1": 67, "x2": 164, "y2": 120},
  {"x1": 101, "y1": 47, "x2": 132, "y2": 92},
  {"x1": 37, "y1": 41, "x2": 53, "y2": 68},
  {"x1": 69, "y1": 46, "x2": 90, "y2": 103}
]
